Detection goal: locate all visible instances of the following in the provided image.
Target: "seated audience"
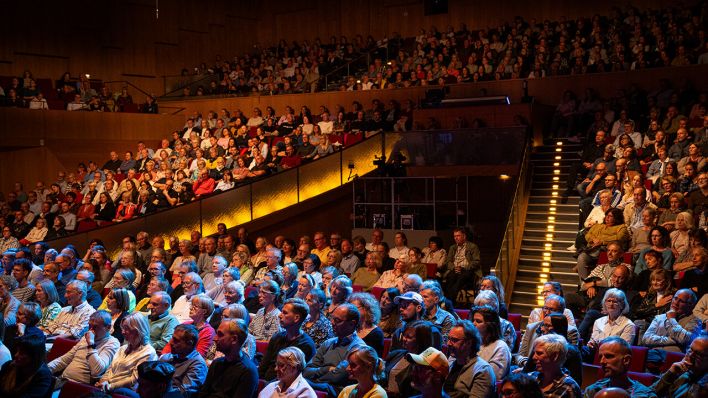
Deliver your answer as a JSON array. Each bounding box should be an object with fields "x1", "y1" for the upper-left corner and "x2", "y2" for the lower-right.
[
  {"x1": 474, "y1": 290, "x2": 516, "y2": 350},
  {"x1": 258, "y1": 297, "x2": 316, "y2": 381},
  {"x1": 48, "y1": 310, "x2": 120, "y2": 385},
  {"x1": 158, "y1": 324, "x2": 208, "y2": 396},
  {"x1": 585, "y1": 289, "x2": 636, "y2": 361},
  {"x1": 96, "y1": 312, "x2": 158, "y2": 392},
  {"x1": 444, "y1": 319, "x2": 496, "y2": 397},
  {"x1": 470, "y1": 305, "x2": 511, "y2": 380},
  {"x1": 198, "y1": 318, "x2": 258, "y2": 398},
  {"x1": 258, "y1": 346, "x2": 318, "y2": 398},
  {"x1": 348, "y1": 292, "x2": 385, "y2": 357},
  {"x1": 528, "y1": 282, "x2": 576, "y2": 326},
  {"x1": 0, "y1": 336, "x2": 53, "y2": 398},
  {"x1": 249, "y1": 279, "x2": 284, "y2": 341},
  {"x1": 44, "y1": 280, "x2": 96, "y2": 340},
  {"x1": 302, "y1": 288, "x2": 335, "y2": 346},
  {"x1": 163, "y1": 294, "x2": 215, "y2": 358},
  {"x1": 339, "y1": 345, "x2": 387, "y2": 398},
  {"x1": 383, "y1": 319, "x2": 441, "y2": 398},
  {"x1": 147, "y1": 291, "x2": 180, "y2": 354},
  {"x1": 651, "y1": 332, "x2": 708, "y2": 397},
  {"x1": 583, "y1": 337, "x2": 656, "y2": 397},
  {"x1": 642, "y1": 289, "x2": 700, "y2": 352},
  {"x1": 420, "y1": 280, "x2": 455, "y2": 345},
  {"x1": 528, "y1": 334, "x2": 582, "y2": 397}
]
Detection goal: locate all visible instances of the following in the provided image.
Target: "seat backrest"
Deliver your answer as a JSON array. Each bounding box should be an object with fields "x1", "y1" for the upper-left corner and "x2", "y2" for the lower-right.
[
  {"x1": 256, "y1": 340, "x2": 269, "y2": 355},
  {"x1": 507, "y1": 313, "x2": 522, "y2": 331},
  {"x1": 58, "y1": 380, "x2": 100, "y2": 398},
  {"x1": 383, "y1": 338, "x2": 392, "y2": 359},
  {"x1": 454, "y1": 308, "x2": 470, "y2": 320},
  {"x1": 258, "y1": 379, "x2": 267, "y2": 393},
  {"x1": 424, "y1": 262, "x2": 437, "y2": 278},
  {"x1": 315, "y1": 391, "x2": 327, "y2": 398},
  {"x1": 629, "y1": 346, "x2": 648, "y2": 373},
  {"x1": 627, "y1": 371, "x2": 658, "y2": 386},
  {"x1": 47, "y1": 337, "x2": 79, "y2": 362},
  {"x1": 371, "y1": 286, "x2": 385, "y2": 300},
  {"x1": 660, "y1": 351, "x2": 685, "y2": 373},
  {"x1": 352, "y1": 284, "x2": 364, "y2": 293}
]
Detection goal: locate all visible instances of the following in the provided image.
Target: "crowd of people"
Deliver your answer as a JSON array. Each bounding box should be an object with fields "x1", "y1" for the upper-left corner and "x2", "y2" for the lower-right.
[
  {"x1": 0, "y1": 223, "x2": 706, "y2": 397},
  {"x1": 174, "y1": 3, "x2": 708, "y2": 97},
  {"x1": 0, "y1": 71, "x2": 158, "y2": 113},
  {"x1": 0, "y1": 97, "x2": 413, "y2": 241}
]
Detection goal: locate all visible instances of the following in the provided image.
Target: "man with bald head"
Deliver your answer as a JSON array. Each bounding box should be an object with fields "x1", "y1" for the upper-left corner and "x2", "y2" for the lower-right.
[
  {"x1": 594, "y1": 387, "x2": 631, "y2": 398},
  {"x1": 583, "y1": 337, "x2": 657, "y2": 397}
]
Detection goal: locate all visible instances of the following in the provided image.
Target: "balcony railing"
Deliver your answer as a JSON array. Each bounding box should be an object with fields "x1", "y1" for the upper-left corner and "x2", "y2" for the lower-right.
[{"x1": 47, "y1": 132, "x2": 403, "y2": 256}]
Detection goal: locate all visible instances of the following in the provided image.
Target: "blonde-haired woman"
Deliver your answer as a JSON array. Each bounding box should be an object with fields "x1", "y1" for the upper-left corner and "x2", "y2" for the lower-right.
[
  {"x1": 96, "y1": 313, "x2": 157, "y2": 392},
  {"x1": 338, "y1": 345, "x2": 387, "y2": 398}
]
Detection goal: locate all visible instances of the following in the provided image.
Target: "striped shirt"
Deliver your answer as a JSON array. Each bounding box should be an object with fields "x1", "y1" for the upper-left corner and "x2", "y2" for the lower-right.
[{"x1": 44, "y1": 301, "x2": 95, "y2": 338}]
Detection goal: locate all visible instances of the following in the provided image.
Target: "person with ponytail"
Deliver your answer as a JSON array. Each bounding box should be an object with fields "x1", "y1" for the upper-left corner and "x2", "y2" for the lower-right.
[{"x1": 339, "y1": 344, "x2": 387, "y2": 398}]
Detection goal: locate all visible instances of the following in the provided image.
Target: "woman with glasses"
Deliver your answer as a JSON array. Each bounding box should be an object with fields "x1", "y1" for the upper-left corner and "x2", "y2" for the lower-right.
[
  {"x1": 258, "y1": 346, "x2": 317, "y2": 398},
  {"x1": 163, "y1": 294, "x2": 214, "y2": 358},
  {"x1": 249, "y1": 280, "x2": 283, "y2": 341},
  {"x1": 298, "y1": 254, "x2": 323, "y2": 288},
  {"x1": 585, "y1": 288, "x2": 635, "y2": 359},
  {"x1": 99, "y1": 269, "x2": 137, "y2": 312}
]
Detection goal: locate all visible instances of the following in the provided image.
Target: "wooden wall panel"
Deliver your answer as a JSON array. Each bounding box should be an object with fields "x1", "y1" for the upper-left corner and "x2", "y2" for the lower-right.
[{"x1": 0, "y1": 147, "x2": 66, "y2": 194}]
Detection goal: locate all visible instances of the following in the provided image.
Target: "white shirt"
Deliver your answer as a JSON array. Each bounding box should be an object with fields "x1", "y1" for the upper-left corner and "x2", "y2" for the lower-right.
[
  {"x1": 170, "y1": 295, "x2": 192, "y2": 324},
  {"x1": 258, "y1": 374, "x2": 317, "y2": 398},
  {"x1": 591, "y1": 315, "x2": 636, "y2": 345},
  {"x1": 388, "y1": 246, "x2": 409, "y2": 260}
]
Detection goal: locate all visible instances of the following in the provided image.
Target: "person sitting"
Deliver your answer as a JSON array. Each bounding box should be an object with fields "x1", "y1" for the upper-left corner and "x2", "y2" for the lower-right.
[
  {"x1": 390, "y1": 291, "x2": 426, "y2": 351},
  {"x1": 338, "y1": 345, "x2": 387, "y2": 398},
  {"x1": 643, "y1": 289, "x2": 700, "y2": 353},
  {"x1": 651, "y1": 332, "x2": 708, "y2": 397},
  {"x1": 302, "y1": 288, "x2": 335, "y2": 346},
  {"x1": 324, "y1": 275, "x2": 352, "y2": 320},
  {"x1": 351, "y1": 252, "x2": 382, "y2": 291},
  {"x1": 498, "y1": 372, "x2": 544, "y2": 398},
  {"x1": 96, "y1": 312, "x2": 158, "y2": 393},
  {"x1": 0, "y1": 336, "x2": 53, "y2": 398},
  {"x1": 258, "y1": 347, "x2": 318, "y2": 398},
  {"x1": 258, "y1": 298, "x2": 316, "y2": 381},
  {"x1": 171, "y1": 272, "x2": 204, "y2": 324},
  {"x1": 35, "y1": 279, "x2": 62, "y2": 330},
  {"x1": 146, "y1": 291, "x2": 179, "y2": 355},
  {"x1": 528, "y1": 334, "x2": 582, "y2": 397},
  {"x1": 406, "y1": 346, "x2": 450, "y2": 398},
  {"x1": 48, "y1": 310, "x2": 120, "y2": 385},
  {"x1": 105, "y1": 287, "x2": 132, "y2": 343},
  {"x1": 420, "y1": 280, "x2": 455, "y2": 345},
  {"x1": 158, "y1": 324, "x2": 208, "y2": 396},
  {"x1": 249, "y1": 279, "x2": 284, "y2": 341},
  {"x1": 518, "y1": 293, "x2": 580, "y2": 366},
  {"x1": 348, "y1": 292, "x2": 385, "y2": 357},
  {"x1": 0, "y1": 275, "x2": 20, "y2": 328},
  {"x1": 576, "y1": 208, "x2": 630, "y2": 281},
  {"x1": 583, "y1": 337, "x2": 657, "y2": 397},
  {"x1": 205, "y1": 303, "x2": 257, "y2": 362},
  {"x1": 474, "y1": 290, "x2": 516, "y2": 350},
  {"x1": 197, "y1": 318, "x2": 258, "y2": 398},
  {"x1": 521, "y1": 312, "x2": 583, "y2": 384},
  {"x1": 441, "y1": 228, "x2": 481, "y2": 304},
  {"x1": 163, "y1": 294, "x2": 215, "y2": 358},
  {"x1": 528, "y1": 282, "x2": 576, "y2": 326},
  {"x1": 383, "y1": 320, "x2": 441, "y2": 398},
  {"x1": 444, "y1": 319, "x2": 496, "y2": 397},
  {"x1": 629, "y1": 269, "x2": 675, "y2": 335},
  {"x1": 2, "y1": 302, "x2": 45, "y2": 353},
  {"x1": 303, "y1": 303, "x2": 365, "y2": 396},
  {"x1": 584, "y1": 289, "x2": 636, "y2": 361},
  {"x1": 76, "y1": 270, "x2": 104, "y2": 309},
  {"x1": 470, "y1": 305, "x2": 511, "y2": 380},
  {"x1": 44, "y1": 280, "x2": 96, "y2": 340}
]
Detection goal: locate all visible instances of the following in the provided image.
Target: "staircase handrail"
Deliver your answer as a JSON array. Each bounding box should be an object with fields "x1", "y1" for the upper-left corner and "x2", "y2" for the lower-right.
[{"x1": 494, "y1": 137, "x2": 532, "y2": 304}]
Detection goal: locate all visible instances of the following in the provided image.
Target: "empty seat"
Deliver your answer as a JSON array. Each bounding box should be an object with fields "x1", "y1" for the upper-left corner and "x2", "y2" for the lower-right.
[{"x1": 507, "y1": 313, "x2": 522, "y2": 331}]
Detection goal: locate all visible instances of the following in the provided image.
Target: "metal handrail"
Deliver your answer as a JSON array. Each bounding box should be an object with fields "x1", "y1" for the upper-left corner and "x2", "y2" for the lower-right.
[
  {"x1": 103, "y1": 80, "x2": 152, "y2": 98},
  {"x1": 322, "y1": 43, "x2": 391, "y2": 91},
  {"x1": 161, "y1": 74, "x2": 220, "y2": 97},
  {"x1": 494, "y1": 137, "x2": 532, "y2": 303}
]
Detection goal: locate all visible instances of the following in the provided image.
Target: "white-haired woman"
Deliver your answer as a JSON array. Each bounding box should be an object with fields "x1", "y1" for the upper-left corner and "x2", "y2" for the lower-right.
[
  {"x1": 588, "y1": 288, "x2": 636, "y2": 351},
  {"x1": 530, "y1": 334, "x2": 581, "y2": 397},
  {"x1": 259, "y1": 346, "x2": 317, "y2": 398},
  {"x1": 96, "y1": 313, "x2": 157, "y2": 392}
]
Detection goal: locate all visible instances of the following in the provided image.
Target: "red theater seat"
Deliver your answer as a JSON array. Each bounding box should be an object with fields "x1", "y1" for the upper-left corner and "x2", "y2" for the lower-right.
[
  {"x1": 47, "y1": 337, "x2": 78, "y2": 361},
  {"x1": 507, "y1": 313, "x2": 522, "y2": 331}
]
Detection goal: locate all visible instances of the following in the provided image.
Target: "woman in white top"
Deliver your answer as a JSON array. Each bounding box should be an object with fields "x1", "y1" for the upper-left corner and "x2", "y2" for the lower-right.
[
  {"x1": 588, "y1": 288, "x2": 636, "y2": 350},
  {"x1": 96, "y1": 312, "x2": 157, "y2": 392},
  {"x1": 258, "y1": 346, "x2": 317, "y2": 398},
  {"x1": 470, "y1": 305, "x2": 511, "y2": 381}
]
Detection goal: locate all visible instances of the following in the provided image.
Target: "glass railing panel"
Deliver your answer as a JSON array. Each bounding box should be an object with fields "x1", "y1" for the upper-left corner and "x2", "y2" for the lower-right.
[
  {"x1": 200, "y1": 185, "x2": 253, "y2": 236},
  {"x1": 298, "y1": 153, "x2": 342, "y2": 202},
  {"x1": 341, "y1": 136, "x2": 386, "y2": 179},
  {"x1": 251, "y1": 168, "x2": 299, "y2": 219},
  {"x1": 143, "y1": 201, "x2": 203, "y2": 243}
]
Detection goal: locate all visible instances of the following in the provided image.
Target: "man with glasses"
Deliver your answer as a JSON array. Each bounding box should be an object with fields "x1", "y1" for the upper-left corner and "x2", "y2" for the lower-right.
[
  {"x1": 517, "y1": 294, "x2": 579, "y2": 366},
  {"x1": 310, "y1": 232, "x2": 331, "y2": 264},
  {"x1": 443, "y1": 320, "x2": 496, "y2": 397},
  {"x1": 643, "y1": 289, "x2": 700, "y2": 353},
  {"x1": 580, "y1": 242, "x2": 631, "y2": 297},
  {"x1": 652, "y1": 332, "x2": 708, "y2": 397},
  {"x1": 171, "y1": 272, "x2": 203, "y2": 324},
  {"x1": 44, "y1": 280, "x2": 96, "y2": 341},
  {"x1": 253, "y1": 248, "x2": 283, "y2": 286},
  {"x1": 303, "y1": 303, "x2": 364, "y2": 397}
]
